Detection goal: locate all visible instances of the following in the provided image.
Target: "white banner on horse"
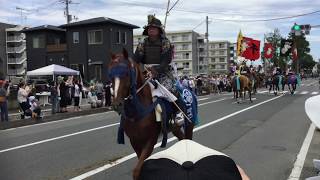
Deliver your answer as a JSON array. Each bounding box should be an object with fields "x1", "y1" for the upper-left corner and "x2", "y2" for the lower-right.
[{"x1": 149, "y1": 80, "x2": 177, "y2": 102}]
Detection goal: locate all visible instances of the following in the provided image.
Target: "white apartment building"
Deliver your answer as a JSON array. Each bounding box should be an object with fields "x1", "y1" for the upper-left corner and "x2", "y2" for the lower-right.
[
  {"x1": 6, "y1": 25, "x2": 27, "y2": 79},
  {"x1": 206, "y1": 41, "x2": 233, "y2": 74},
  {"x1": 134, "y1": 30, "x2": 204, "y2": 76}
]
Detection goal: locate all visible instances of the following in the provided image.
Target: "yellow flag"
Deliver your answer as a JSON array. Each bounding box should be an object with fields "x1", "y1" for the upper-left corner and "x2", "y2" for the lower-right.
[{"x1": 236, "y1": 30, "x2": 243, "y2": 56}]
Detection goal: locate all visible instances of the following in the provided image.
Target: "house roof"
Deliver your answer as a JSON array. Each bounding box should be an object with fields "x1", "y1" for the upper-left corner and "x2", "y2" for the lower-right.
[
  {"x1": 22, "y1": 25, "x2": 66, "y2": 32},
  {"x1": 59, "y1": 17, "x2": 139, "y2": 29},
  {"x1": 0, "y1": 22, "x2": 16, "y2": 28}
]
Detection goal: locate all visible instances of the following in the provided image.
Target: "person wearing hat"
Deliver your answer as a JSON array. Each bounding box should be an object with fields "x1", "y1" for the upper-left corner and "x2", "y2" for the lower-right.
[
  {"x1": 0, "y1": 80, "x2": 10, "y2": 122},
  {"x1": 140, "y1": 140, "x2": 250, "y2": 180},
  {"x1": 134, "y1": 15, "x2": 176, "y2": 122}
]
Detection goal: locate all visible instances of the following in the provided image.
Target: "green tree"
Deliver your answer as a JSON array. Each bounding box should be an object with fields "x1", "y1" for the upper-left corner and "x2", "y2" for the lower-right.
[{"x1": 288, "y1": 31, "x2": 315, "y2": 71}]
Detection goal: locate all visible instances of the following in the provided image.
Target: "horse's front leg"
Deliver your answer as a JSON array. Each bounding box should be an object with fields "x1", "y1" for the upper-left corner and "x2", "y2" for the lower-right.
[{"x1": 133, "y1": 139, "x2": 157, "y2": 180}]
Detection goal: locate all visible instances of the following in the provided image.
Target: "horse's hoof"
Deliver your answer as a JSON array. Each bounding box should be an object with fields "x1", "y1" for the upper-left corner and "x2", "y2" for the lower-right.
[{"x1": 237, "y1": 101, "x2": 240, "y2": 104}]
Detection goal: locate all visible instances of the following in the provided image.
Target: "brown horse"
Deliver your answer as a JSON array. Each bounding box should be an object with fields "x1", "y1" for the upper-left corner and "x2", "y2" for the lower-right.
[
  {"x1": 232, "y1": 75, "x2": 252, "y2": 103},
  {"x1": 108, "y1": 49, "x2": 194, "y2": 180}
]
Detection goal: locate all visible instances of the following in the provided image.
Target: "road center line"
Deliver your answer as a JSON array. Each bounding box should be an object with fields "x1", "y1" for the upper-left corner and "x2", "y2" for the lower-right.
[
  {"x1": 287, "y1": 123, "x2": 315, "y2": 180},
  {"x1": 0, "y1": 98, "x2": 228, "y2": 153},
  {"x1": 70, "y1": 94, "x2": 284, "y2": 180}
]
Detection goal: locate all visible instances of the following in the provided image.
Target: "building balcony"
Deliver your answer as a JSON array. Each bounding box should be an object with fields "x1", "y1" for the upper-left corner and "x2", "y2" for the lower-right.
[
  {"x1": 171, "y1": 38, "x2": 191, "y2": 43},
  {"x1": 199, "y1": 52, "x2": 207, "y2": 57},
  {"x1": 7, "y1": 67, "x2": 26, "y2": 76},
  {"x1": 6, "y1": 35, "x2": 24, "y2": 42},
  {"x1": 7, "y1": 45, "x2": 26, "y2": 54},
  {"x1": 175, "y1": 49, "x2": 192, "y2": 52},
  {"x1": 7, "y1": 54, "x2": 27, "y2": 64},
  {"x1": 46, "y1": 44, "x2": 67, "y2": 52}
]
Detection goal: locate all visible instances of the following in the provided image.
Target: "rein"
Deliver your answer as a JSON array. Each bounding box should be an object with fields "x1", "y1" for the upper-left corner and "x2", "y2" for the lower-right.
[{"x1": 109, "y1": 60, "x2": 156, "y2": 121}]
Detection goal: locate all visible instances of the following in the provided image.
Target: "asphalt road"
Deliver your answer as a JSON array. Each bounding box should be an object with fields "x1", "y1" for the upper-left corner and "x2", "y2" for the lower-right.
[{"x1": 0, "y1": 79, "x2": 319, "y2": 180}]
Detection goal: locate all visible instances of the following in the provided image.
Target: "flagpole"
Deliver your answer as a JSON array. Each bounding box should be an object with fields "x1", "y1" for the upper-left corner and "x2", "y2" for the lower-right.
[{"x1": 263, "y1": 34, "x2": 266, "y2": 75}]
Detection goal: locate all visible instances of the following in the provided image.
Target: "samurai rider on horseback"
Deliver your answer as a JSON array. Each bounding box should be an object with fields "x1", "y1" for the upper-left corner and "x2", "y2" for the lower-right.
[{"x1": 133, "y1": 15, "x2": 198, "y2": 137}]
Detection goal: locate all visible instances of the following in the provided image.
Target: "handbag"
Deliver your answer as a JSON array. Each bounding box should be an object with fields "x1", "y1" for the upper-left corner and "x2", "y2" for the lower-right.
[{"x1": 0, "y1": 96, "x2": 6, "y2": 103}]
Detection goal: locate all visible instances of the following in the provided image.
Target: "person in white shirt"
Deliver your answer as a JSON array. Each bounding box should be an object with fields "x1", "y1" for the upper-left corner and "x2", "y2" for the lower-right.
[
  {"x1": 17, "y1": 82, "x2": 31, "y2": 113},
  {"x1": 73, "y1": 79, "x2": 81, "y2": 112},
  {"x1": 88, "y1": 86, "x2": 102, "y2": 108}
]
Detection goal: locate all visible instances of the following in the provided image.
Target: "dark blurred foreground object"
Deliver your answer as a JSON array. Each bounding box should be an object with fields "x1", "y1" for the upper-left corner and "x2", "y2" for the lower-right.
[{"x1": 140, "y1": 140, "x2": 249, "y2": 180}]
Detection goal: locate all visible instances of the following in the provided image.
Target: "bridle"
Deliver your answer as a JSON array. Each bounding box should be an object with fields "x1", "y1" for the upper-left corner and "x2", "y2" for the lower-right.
[{"x1": 108, "y1": 58, "x2": 150, "y2": 114}]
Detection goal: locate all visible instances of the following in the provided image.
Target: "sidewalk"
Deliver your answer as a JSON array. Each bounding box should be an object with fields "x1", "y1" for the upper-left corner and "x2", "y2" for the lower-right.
[
  {"x1": 1, "y1": 106, "x2": 111, "y2": 130},
  {"x1": 0, "y1": 98, "x2": 111, "y2": 130},
  {"x1": 8, "y1": 98, "x2": 92, "y2": 121}
]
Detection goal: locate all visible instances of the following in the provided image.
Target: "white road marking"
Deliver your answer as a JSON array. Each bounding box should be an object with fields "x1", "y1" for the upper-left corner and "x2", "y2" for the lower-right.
[
  {"x1": 300, "y1": 91, "x2": 309, "y2": 95},
  {"x1": 0, "y1": 98, "x2": 230, "y2": 153},
  {"x1": 0, "y1": 122, "x2": 121, "y2": 154},
  {"x1": 311, "y1": 92, "x2": 319, "y2": 95},
  {"x1": 257, "y1": 90, "x2": 269, "y2": 94},
  {"x1": 198, "y1": 97, "x2": 209, "y2": 101},
  {"x1": 70, "y1": 94, "x2": 284, "y2": 180},
  {"x1": 198, "y1": 98, "x2": 227, "y2": 106},
  {"x1": 2, "y1": 111, "x2": 116, "y2": 132},
  {"x1": 287, "y1": 123, "x2": 316, "y2": 180}
]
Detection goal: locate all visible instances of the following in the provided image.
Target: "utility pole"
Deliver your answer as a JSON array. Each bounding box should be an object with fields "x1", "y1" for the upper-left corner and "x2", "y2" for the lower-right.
[
  {"x1": 66, "y1": 0, "x2": 70, "y2": 24},
  {"x1": 164, "y1": 0, "x2": 171, "y2": 30},
  {"x1": 60, "y1": 0, "x2": 79, "y2": 24},
  {"x1": 16, "y1": 7, "x2": 30, "y2": 25},
  {"x1": 205, "y1": 16, "x2": 209, "y2": 74}
]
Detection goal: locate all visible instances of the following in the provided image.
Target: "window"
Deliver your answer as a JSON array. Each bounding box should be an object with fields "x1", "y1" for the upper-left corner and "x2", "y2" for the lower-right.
[
  {"x1": 183, "y1": 53, "x2": 190, "y2": 59},
  {"x1": 183, "y1": 62, "x2": 190, "y2": 69},
  {"x1": 32, "y1": 36, "x2": 45, "y2": 48},
  {"x1": 182, "y1": 34, "x2": 189, "y2": 41},
  {"x1": 88, "y1": 30, "x2": 103, "y2": 44},
  {"x1": 219, "y1": 65, "x2": 225, "y2": 69},
  {"x1": 171, "y1": 35, "x2": 177, "y2": 41},
  {"x1": 219, "y1": 50, "x2": 225, "y2": 55},
  {"x1": 73, "y1": 32, "x2": 79, "y2": 43},
  {"x1": 219, "y1": 58, "x2": 225, "y2": 62},
  {"x1": 219, "y1": 43, "x2": 224, "y2": 48},
  {"x1": 182, "y1": 44, "x2": 188, "y2": 50},
  {"x1": 211, "y1": 58, "x2": 215, "y2": 63},
  {"x1": 115, "y1": 31, "x2": 121, "y2": 44},
  {"x1": 121, "y1": 32, "x2": 127, "y2": 44},
  {"x1": 95, "y1": 65, "x2": 102, "y2": 80}
]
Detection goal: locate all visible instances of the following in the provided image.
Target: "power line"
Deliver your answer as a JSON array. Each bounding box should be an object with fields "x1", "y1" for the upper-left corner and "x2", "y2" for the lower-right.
[
  {"x1": 117, "y1": 1, "x2": 320, "y2": 22},
  {"x1": 212, "y1": 10, "x2": 320, "y2": 22}
]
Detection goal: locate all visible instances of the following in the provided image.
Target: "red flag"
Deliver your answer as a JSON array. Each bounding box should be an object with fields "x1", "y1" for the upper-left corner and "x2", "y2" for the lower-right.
[
  {"x1": 241, "y1": 37, "x2": 260, "y2": 60},
  {"x1": 263, "y1": 43, "x2": 273, "y2": 59}
]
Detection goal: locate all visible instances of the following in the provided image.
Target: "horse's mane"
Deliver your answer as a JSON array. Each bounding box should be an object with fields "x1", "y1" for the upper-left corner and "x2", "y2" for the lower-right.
[{"x1": 129, "y1": 58, "x2": 152, "y2": 104}]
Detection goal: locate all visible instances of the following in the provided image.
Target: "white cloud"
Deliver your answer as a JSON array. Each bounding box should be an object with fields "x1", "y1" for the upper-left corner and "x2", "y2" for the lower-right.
[{"x1": 1, "y1": 0, "x2": 319, "y2": 60}]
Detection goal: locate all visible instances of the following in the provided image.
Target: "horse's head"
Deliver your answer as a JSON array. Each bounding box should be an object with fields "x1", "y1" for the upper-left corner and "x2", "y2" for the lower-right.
[{"x1": 108, "y1": 48, "x2": 135, "y2": 113}]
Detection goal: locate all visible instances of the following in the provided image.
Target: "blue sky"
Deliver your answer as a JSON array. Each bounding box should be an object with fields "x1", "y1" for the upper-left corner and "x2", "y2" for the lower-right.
[{"x1": 1, "y1": 0, "x2": 319, "y2": 62}]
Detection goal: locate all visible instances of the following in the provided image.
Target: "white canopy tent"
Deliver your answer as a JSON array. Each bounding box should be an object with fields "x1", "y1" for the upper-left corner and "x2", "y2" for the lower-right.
[{"x1": 27, "y1": 64, "x2": 79, "y2": 76}]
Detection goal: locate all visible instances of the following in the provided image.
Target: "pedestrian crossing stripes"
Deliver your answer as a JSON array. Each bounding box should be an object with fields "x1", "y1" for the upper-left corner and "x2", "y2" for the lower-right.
[
  {"x1": 300, "y1": 91, "x2": 309, "y2": 94},
  {"x1": 257, "y1": 90, "x2": 319, "y2": 96}
]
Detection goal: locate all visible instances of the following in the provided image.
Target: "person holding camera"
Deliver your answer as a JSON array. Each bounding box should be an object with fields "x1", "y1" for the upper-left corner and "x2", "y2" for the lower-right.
[{"x1": 0, "y1": 80, "x2": 10, "y2": 122}]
